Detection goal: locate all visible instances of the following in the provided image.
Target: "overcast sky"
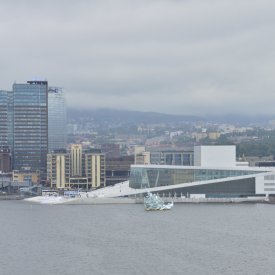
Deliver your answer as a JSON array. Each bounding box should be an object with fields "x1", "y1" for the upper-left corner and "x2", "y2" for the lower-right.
[{"x1": 0, "y1": 0, "x2": 274, "y2": 115}]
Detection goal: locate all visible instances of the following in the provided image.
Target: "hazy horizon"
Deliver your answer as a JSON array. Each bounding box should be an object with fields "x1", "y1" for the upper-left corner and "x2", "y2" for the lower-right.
[
  {"x1": 1, "y1": 0, "x2": 274, "y2": 115},
  {"x1": 67, "y1": 107, "x2": 275, "y2": 121}
]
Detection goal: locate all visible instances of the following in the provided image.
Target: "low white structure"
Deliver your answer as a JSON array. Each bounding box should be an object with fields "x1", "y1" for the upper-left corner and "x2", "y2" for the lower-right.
[{"x1": 194, "y1": 145, "x2": 236, "y2": 167}]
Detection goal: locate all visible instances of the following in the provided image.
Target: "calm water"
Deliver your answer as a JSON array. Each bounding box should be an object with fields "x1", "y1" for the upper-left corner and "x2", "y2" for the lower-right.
[{"x1": 0, "y1": 201, "x2": 274, "y2": 275}]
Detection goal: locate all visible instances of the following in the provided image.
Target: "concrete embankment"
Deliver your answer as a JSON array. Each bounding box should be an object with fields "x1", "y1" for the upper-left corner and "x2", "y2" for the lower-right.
[
  {"x1": 24, "y1": 195, "x2": 269, "y2": 205},
  {"x1": 55, "y1": 196, "x2": 269, "y2": 205},
  {"x1": 135, "y1": 196, "x2": 267, "y2": 204},
  {"x1": 0, "y1": 194, "x2": 25, "y2": 200},
  {"x1": 62, "y1": 197, "x2": 136, "y2": 205},
  {"x1": 24, "y1": 196, "x2": 137, "y2": 205}
]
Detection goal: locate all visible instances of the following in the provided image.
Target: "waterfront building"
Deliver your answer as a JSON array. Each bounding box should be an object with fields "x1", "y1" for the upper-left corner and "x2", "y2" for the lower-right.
[
  {"x1": 127, "y1": 164, "x2": 275, "y2": 198},
  {"x1": 13, "y1": 80, "x2": 48, "y2": 182},
  {"x1": 130, "y1": 145, "x2": 258, "y2": 197},
  {"x1": 48, "y1": 87, "x2": 67, "y2": 152},
  {"x1": 104, "y1": 147, "x2": 193, "y2": 186},
  {"x1": 87, "y1": 145, "x2": 275, "y2": 199},
  {"x1": 85, "y1": 153, "x2": 105, "y2": 188},
  {"x1": 47, "y1": 148, "x2": 105, "y2": 189}
]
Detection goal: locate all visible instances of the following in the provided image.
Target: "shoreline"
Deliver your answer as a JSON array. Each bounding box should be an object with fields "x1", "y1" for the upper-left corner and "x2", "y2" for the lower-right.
[
  {"x1": 0, "y1": 194, "x2": 25, "y2": 200},
  {"x1": 23, "y1": 195, "x2": 272, "y2": 205}
]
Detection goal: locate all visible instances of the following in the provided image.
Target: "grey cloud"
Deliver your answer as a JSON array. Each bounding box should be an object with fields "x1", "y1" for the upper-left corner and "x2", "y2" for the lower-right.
[{"x1": 0, "y1": 0, "x2": 275, "y2": 115}]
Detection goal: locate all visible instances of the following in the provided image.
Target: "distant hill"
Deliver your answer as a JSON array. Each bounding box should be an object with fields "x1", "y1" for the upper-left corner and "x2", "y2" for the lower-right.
[
  {"x1": 67, "y1": 108, "x2": 201, "y2": 124},
  {"x1": 67, "y1": 108, "x2": 275, "y2": 126},
  {"x1": 205, "y1": 114, "x2": 275, "y2": 126}
]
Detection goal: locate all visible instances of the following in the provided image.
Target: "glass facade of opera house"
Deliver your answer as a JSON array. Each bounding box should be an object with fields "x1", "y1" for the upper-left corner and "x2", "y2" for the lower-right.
[{"x1": 129, "y1": 166, "x2": 267, "y2": 198}]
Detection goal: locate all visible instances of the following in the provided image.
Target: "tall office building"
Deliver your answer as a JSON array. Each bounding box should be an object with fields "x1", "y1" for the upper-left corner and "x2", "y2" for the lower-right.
[
  {"x1": 48, "y1": 87, "x2": 67, "y2": 152},
  {"x1": 0, "y1": 90, "x2": 13, "y2": 172},
  {"x1": 0, "y1": 90, "x2": 13, "y2": 150},
  {"x1": 13, "y1": 80, "x2": 48, "y2": 182}
]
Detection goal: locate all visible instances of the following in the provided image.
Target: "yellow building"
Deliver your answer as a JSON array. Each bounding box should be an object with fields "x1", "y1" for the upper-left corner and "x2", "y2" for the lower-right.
[
  {"x1": 85, "y1": 153, "x2": 105, "y2": 189},
  {"x1": 47, "y1": 147, "x2": 105, "y2": 190},
  {"x1": 12, "y1": 170, "x2": 40, "y2": 184},
  {"x1": 47, "y1": 152, "x2": 70, "y2": 189}
]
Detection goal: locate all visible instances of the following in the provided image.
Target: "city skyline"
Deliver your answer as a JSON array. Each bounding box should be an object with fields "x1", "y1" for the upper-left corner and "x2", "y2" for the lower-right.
[{"x1": 0, "y1": 0, "x2": 275, "y2": 115}]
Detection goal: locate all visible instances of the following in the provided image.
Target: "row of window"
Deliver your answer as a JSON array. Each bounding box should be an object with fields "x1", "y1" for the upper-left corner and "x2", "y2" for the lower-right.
[{"x1": 130, "y1": 168, "x2": 263, "y2": 189}]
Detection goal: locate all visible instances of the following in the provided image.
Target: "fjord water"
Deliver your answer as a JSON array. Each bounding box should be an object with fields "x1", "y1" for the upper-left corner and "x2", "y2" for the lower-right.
[{"x1": 1, "y1": 201, "x2": 274, "y2": 275}]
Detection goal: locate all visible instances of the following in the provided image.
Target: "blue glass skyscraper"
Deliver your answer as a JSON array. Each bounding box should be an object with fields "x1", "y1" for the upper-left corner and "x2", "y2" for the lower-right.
[
  {"x1": 13, "y1": 80, "x2": 48, "y2": 182},
  {"x1": 48, "y1": 87, "x2": 67, "y2": 152}
]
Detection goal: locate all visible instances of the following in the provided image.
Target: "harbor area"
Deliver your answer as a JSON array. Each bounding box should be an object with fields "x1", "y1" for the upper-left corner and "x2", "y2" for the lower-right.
[{"x1": 24, "y1": 175, "x2": 273, "y2": 205}]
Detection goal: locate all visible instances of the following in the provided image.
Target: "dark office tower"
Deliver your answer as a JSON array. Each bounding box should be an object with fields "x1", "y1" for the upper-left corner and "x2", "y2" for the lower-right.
[
  {"x1": 0, "y1": 90, "x2": 12, "y2": 172},
  {"x1": 0, "y1": 90, "x2": 13, "y2": 150},
  {"x1": 13, "y1": 81, "x2": 48, "y2": 182},
  {"x1": 0, "y1": 147, "x2": 11, "y2": 172},
  {"x1": 48, "y1": 87, "x2": 67, "y2": 152}
]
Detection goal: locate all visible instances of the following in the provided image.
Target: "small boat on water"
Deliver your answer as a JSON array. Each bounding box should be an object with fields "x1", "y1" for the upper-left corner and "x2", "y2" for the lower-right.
[{"x1": 144, "y1": 192, "x2": 173, "y2": 211}]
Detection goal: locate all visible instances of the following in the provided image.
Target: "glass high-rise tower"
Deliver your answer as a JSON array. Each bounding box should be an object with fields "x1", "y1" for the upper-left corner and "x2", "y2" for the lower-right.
[
  {"x1": 48, "y1": 87, "x2": 67, "y2": 152},
  {"x1": 0, "y1": 90, "x2": 13, "y2": 150},
  {"x1": 13, "y1": 81, "x2": 48, "y2": 182},
  {"x1": 0, "y1": 90, "x2": 12, "y2": 173}
]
